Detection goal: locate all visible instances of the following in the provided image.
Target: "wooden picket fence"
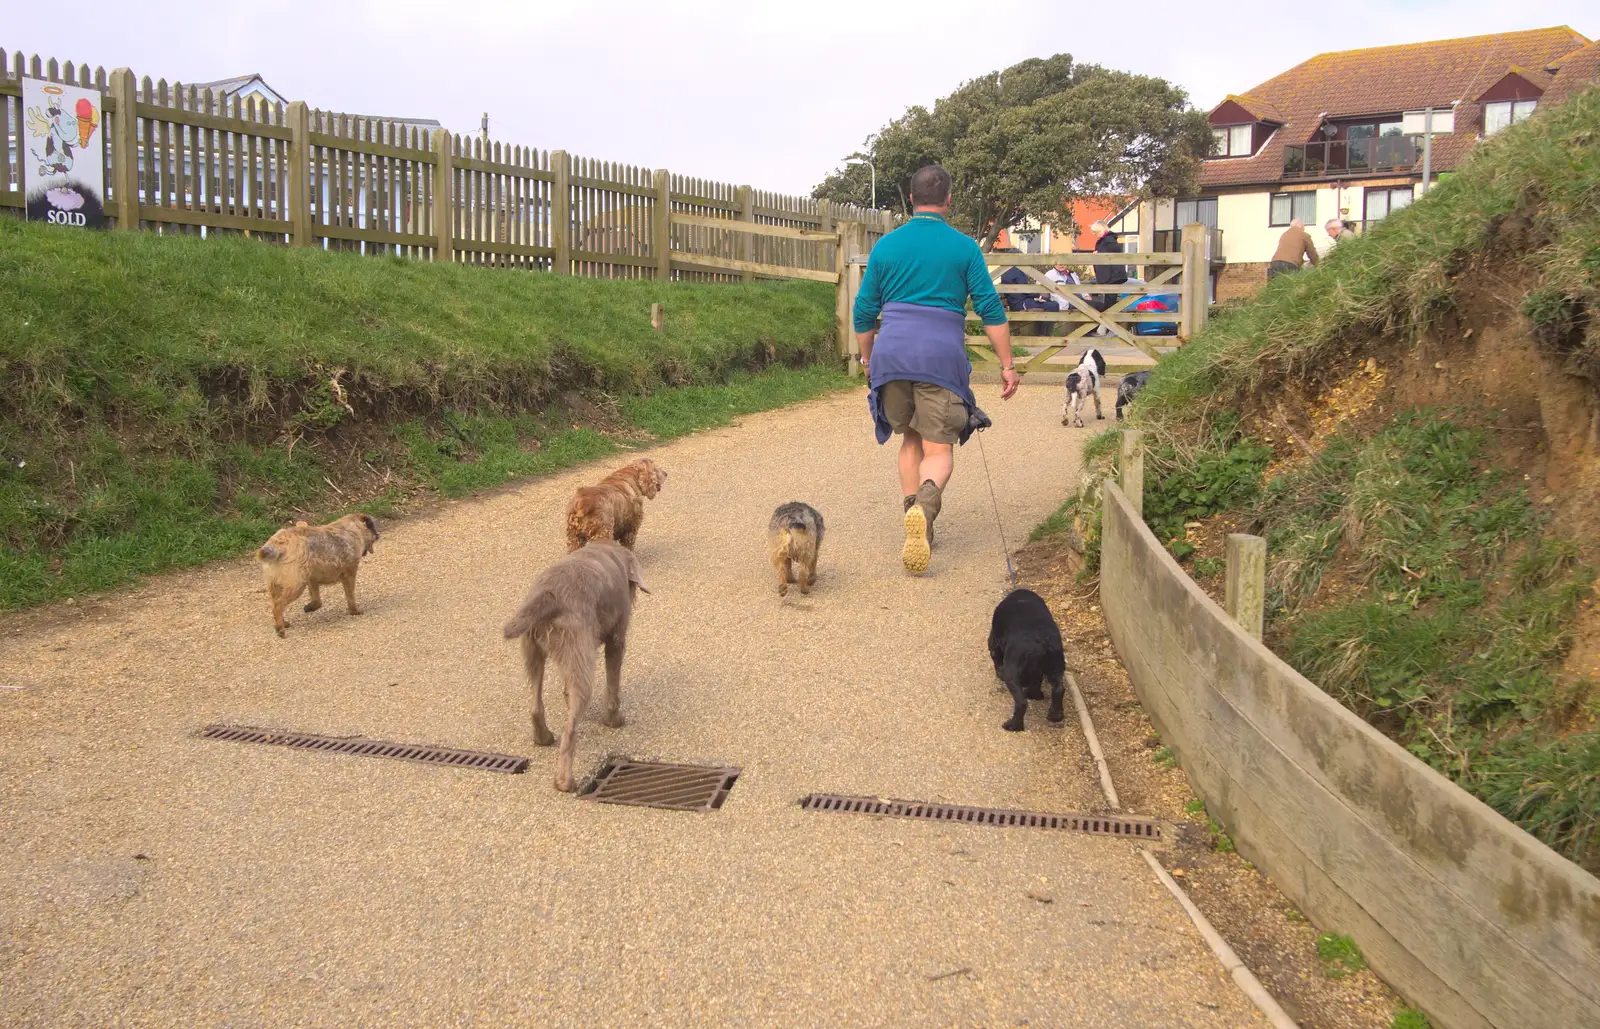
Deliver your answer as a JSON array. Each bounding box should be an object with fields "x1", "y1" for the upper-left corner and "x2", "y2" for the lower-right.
[{"x1": 0, "y1": 47, "x2": 897, "y2": 298}]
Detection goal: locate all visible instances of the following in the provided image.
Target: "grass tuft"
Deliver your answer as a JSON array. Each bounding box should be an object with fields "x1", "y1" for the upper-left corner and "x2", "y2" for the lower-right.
[{"x1": 1315, "y1": 933, "x2": 1367, "y2": 979}]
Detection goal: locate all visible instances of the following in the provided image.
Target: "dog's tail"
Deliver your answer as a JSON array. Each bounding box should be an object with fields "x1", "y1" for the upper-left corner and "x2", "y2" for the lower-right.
[
  {"x1": 503, "y1": 590, "x2": 566, "y2": 640},
  {"x1": 257, "y1": 543, "x2": 283, "y2": 562}
]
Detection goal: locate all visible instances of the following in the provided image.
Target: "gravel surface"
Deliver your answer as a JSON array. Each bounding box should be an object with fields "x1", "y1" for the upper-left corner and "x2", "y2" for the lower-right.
[{"x1": 0, "y1": 384, "x2": 1261, "y2": 1027}]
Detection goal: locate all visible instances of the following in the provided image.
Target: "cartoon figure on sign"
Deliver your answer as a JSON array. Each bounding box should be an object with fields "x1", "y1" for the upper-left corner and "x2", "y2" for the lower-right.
[
  {"x1": 25, "y1": 89, "x2": 95, "y2": 176},
  {"x1": 21, "y1": 79, "x2": 106, "y2": 228}
]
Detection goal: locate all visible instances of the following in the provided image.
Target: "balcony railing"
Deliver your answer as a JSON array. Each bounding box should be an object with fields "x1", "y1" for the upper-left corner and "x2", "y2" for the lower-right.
[{"x1": 1283, "y1": 136, "x2": 1418, "y2": 178}]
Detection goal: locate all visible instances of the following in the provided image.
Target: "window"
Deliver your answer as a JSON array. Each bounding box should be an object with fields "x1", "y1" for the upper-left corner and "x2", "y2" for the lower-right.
[
  {"x1": 1174, "y1": 197, "x2": 1218, "y2": 228},
  {"x1": 1364, "y1": 186, "x2": 1414, "y2": 223},
  {"x1": 1484, "y1": 99, "x2": 1537, "y2": 134},
  {"x1": 1211, "y1": 124, "x2": 1254, "y2": 157},
  {"x1": 1269, "y1": 192, "x2": 1317, "y2": 226},
  {"x1": 1347, "y1": 120, "x2": 1405, "y2": 140}
]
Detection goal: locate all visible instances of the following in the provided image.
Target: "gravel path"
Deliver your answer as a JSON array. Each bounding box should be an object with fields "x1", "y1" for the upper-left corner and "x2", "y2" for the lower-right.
[{"x1": 0, "y1": 383, "x2": 1261, "y2": 1028}]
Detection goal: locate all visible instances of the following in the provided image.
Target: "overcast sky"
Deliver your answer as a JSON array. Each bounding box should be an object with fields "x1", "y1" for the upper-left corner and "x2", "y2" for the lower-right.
[{"x1": 8, "y1": 1, "x2": 1594, "y2": 197}]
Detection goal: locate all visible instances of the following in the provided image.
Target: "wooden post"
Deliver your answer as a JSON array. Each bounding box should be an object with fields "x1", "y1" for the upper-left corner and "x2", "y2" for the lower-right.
[
  {"x1": 1180, "y1": 222, "x2": 1209, "y2": 339},
  {"x1": 550, "y1": 150, "x2": 571, "y2": 275},
  {"x1": 650, "y1": 303, "x2": 664, "y2": 330},
  {"x1": 1120, "y1": 429, "x2": 1145, "y2": 520},
  {"x1": 837, "y1": 220, "x2": 866, "y2": 375},
  {"x1": 108, "y1": 68, "x2": 140, "y2": 231},
  {"x1": 285, "y1": 101, "x2": 313, "y2": 247},
  {"x1": 737, "y1": 184, "x2": 755, "y2": 282},
  {"x1": 431, "y1": 129, "x2": 454, "y2": 262},
  {"x1": 652, "y1": 168, "x2": 671, "y2": 281},
  {"x1": 1225, "y1": 533, "x2": 1267, "y2": 639}
]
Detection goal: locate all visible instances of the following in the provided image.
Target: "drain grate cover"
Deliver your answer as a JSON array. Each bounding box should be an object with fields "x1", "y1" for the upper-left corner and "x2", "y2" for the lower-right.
[
  {"x1": 798, "y1": 794, "x2": 1162, "y2": 840},
  {"x1": 582, "y1": 759, "x2": 740, "y2": 812},
  {"x1": 197, "y1": 724, "x2": 529, "y2": 774}
]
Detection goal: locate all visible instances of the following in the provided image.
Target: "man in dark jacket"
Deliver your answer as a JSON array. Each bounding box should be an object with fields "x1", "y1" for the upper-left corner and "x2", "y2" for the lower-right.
[{"x1": 1088, "y1": 220, "x2": 1128, "y2": 335}]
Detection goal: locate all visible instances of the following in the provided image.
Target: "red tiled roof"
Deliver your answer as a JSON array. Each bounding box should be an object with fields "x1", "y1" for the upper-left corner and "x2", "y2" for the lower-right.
[
  {"x1": 1543, "y1": 40, "x2": 1600, "y2": 105},
  {"x1": 1198, "y1": 26, "x2": 1590, "y2": 189},
  {"x1": 1219, "y1": 93, "x2": 1285, "y2": 124}
]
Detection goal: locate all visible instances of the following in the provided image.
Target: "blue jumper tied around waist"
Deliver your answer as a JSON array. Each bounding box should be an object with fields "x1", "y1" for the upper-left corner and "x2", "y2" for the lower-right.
[{"x1": 867, "y1": 302, "x2": 984, "y2": 446}]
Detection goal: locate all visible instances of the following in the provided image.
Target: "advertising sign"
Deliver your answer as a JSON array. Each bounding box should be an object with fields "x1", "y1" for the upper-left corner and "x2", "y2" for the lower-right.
[{"x1": 22, "y1": 77, "x2": 107, "y2": 228}]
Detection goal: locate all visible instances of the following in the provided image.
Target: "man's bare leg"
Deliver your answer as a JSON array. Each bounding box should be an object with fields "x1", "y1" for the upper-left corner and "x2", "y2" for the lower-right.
[{"x1": 898, "y1": 430, "x2": 925, "y2": 497}]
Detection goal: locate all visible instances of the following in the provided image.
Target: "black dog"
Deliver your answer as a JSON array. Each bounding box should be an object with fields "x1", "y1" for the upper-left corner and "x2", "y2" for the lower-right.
[
  {"x1": 987, "y1": 589, "x2": 1067, "y2": 731},
  {"x1": 1116, "y1": 370, "x2": 1151, "y2": 421}
]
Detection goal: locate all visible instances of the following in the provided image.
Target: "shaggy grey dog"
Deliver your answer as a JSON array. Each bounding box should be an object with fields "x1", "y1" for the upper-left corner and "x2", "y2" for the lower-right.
[
  {"x1": 1116, "y1": 370, "x2": 1151, "y2": 421},
  {"x1": 502, "y1": 541, "x2": 649, "y2": 792}
]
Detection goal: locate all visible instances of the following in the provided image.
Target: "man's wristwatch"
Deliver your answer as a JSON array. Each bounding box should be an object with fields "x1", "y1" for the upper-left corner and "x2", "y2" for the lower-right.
[
  {"x1": 1001, "y1": 364, "x2": 1015, "y2": 371},
  {"x1": 857, "y1": 356, "x2": 869, "y2": 366}
]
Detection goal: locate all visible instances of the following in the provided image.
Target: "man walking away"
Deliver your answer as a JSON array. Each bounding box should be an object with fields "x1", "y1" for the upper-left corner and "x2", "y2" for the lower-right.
[
  {"x1": 1325, "y1": 218, "x2": 1354, "y2": 243},
  {"x1": 1268, "y1": 218, "x2": 1319, "y2": 280},
  {"x1": 1089, "y1": 221, "x2": 1128, "y2": 336},
  {"x1": 854, "y1": 165, "x2": 1019, "y2": 574}
]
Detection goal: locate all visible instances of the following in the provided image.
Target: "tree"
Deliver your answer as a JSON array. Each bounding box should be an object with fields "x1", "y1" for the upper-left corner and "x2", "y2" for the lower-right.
[{"x1": 813, "y1": 54, "x2": 1213, "y2": 249}]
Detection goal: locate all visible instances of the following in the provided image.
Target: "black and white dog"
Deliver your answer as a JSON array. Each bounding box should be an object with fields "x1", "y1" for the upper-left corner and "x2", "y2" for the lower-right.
[
  {"x1": 1062, "y1": 347, "x2": 1107, "y2": 428},
  {"x1": 987, "y1": 589, "x2": 1067, "y2": 732},
  {"x1": 1116, "y1": 370, "x2": 1151, "y2": 421}
]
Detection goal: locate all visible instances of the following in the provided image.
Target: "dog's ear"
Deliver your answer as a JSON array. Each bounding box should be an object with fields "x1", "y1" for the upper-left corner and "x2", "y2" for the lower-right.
[
  {"x1": 360, "y1": 513, "x2": 379, "y2": 539},
  {"x1": 623, "y1": 550, "x2": 650, "y2": 594}
]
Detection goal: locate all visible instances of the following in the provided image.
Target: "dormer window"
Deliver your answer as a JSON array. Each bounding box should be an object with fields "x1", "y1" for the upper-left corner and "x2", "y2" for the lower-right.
[
  {"x1": 1484, "y1": 99, "x2": 1536, "y2": 134},
  {"x1": 1212, "y1": 124, "x2": 1254, "y2": 157}
]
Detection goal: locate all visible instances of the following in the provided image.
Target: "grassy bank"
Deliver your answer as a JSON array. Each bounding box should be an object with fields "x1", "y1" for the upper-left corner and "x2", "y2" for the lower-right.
[
  {"x1": 1064, "y1": 89, "x2": 1600, "y2": 872},
  {"x1": 0, "y1": 219, "x2": 846, "y2": 608}
]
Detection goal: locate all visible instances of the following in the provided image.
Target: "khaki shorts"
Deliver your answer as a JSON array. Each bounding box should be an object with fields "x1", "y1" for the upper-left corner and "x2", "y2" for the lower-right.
[{"x1": 879, "y1": 380, "x2": 966, "y2": 445}]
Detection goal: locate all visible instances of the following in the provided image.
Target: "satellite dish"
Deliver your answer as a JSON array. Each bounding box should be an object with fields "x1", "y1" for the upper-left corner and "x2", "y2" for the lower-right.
[{"x1": 1321, "y1": 122, "x2": 1338, "y2": 139}]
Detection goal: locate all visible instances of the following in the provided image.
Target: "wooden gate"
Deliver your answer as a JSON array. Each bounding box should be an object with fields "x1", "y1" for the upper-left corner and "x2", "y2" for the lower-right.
[{"x1": 975, "y1": 223, "x2": 1211, "y2": 370}]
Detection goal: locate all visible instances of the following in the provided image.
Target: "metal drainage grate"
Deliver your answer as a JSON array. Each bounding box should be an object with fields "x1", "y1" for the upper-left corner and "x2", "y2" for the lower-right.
[
  {"x1": 581, "y1": 759, "x2": 740, "y2": 812},
  {"x1": 798, "y1": 794, "x2": 1162, "y2": 841},
  {"x1": 197, "y1": 724, "x2": 529, "y2": 774}
]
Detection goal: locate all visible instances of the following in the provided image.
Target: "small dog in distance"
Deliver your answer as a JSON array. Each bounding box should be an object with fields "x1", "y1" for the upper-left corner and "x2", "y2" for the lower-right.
[
  {"x1": 767, "y1": 501, "x2": 824, "y2": 596},
  {"x1": 502, "y1": 541, "x2": 648, "y2": 792},
  {"x1": 565, "y1": 458, "x2": 667, "y2": 551},
  {"x1": 257, "y1": 513, "x2": 380, "y2": 636},
  {"x1": 987, "y1": 589, "x2": 1067, "y2": 731},
  {"x1": 1062, "y1": 347, "x2": 1106, "y2": 428},
  {"x1": 1116, "y1": 370, "x2": 1151, "y2": 421}
]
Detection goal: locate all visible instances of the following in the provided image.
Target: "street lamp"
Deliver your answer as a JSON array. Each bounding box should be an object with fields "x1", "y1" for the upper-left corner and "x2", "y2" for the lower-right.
[{"x1": 844, "y1": 153, "x2": 876, "y2": 209}]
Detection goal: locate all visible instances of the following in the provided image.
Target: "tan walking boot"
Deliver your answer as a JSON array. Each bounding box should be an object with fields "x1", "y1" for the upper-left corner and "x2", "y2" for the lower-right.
[{"x1": 902, "y1": 479, "x2": 942, "y2": 574}]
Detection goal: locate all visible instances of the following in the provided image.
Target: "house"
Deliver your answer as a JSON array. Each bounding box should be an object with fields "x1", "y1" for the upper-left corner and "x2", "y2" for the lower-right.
[
  {"x1": 1140, "y1": 26, "x2": 1596, "y2": 301},
  {"x1": 190, "y1": 73, "x2": 443, "y2": 135},
  {"x1": 994, "y1": 196, "x2": 1131, "y2": 254}
]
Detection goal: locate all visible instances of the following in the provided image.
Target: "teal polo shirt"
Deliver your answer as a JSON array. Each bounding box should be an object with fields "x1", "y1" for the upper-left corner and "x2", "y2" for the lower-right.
[{"x1": 852, "y1": 212, "x2": 1008, "y2": 333}]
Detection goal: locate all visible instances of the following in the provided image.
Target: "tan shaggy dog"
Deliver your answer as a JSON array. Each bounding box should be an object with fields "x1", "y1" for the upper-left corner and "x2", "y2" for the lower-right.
[
  {"x1": 502, "y1": 541, "x2": 648, "y2": 792},
  {"x1": 564, "y1": 457, "x2": 667, "y2": 551},
  {"x1": 767, "y1": 501, "x2": 824, "y2": 596},
  {"x1": 256, "y1": 513, "x2": 379, "y2": 636}
]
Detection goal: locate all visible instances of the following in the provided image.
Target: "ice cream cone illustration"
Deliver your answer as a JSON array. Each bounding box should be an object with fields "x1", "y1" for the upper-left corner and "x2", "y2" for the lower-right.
[{"x1": 75, "y1": 97, "x2": 98, "y2": 148}]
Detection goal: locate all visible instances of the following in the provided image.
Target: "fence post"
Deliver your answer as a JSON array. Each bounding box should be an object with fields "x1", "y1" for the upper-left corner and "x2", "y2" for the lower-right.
[
  {"x1": 836, "y1": 220, "x2": 865, "y2": 375},
  {"x1": 1120, "y1": 429, "x2": 1145, "y2": 520},
  {"x1": 550, "y1": 150, "x2": 571, "y2": 275},
  {"x1": 431, "y1": 129, "x2": 454, "y2": 262},
  {"x1": 1225, "y1": 533, "x2": 1267, "y2": 639},
  {"x1": 652, "y1": 168, "x2": 671, "y2": 281},
  {"x1": 738, "y1": 184, "x2": 755, "y2": 282},
  {"x1": 285, "y1": 101, "x2": 312, "y2": 247},
  {"x1": 1180, "y1": 222, "x2": 1209, "y2": 339},
  {"x1": 108, "y1": 68, "x2": 139, "y2": 231},
  {"x1": 650, "y1": 303, "x2": 664, "y2": 330}
]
